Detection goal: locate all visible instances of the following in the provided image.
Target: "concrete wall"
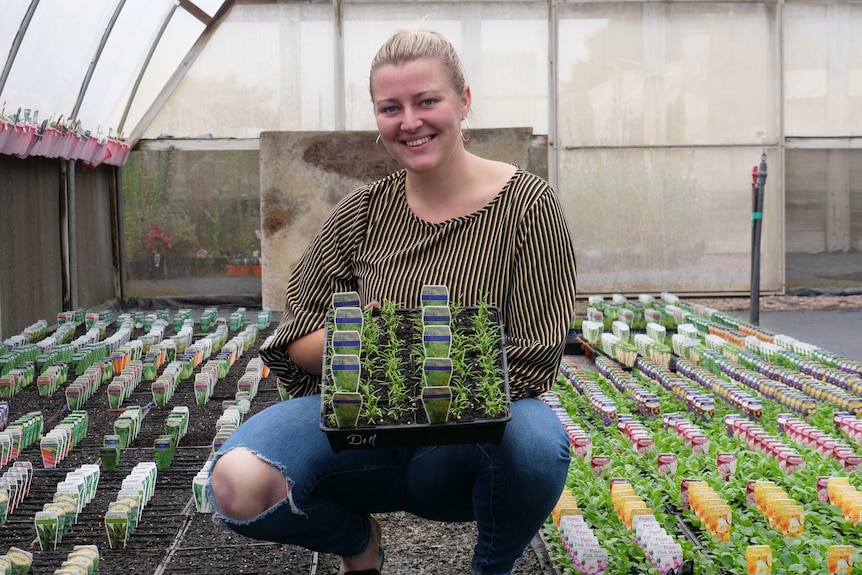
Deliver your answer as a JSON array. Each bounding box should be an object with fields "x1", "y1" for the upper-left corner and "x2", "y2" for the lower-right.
[
  {"x1": 0, "y1": 155, "x2": 117, "y2": 340},
  {"x1": 259, "y1": 128, "x2": 536, "y2": 311}
]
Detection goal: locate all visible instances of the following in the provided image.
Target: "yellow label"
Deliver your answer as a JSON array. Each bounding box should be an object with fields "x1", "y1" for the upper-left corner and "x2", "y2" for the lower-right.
[
  {"x1": 828, "y1": 545, "x2": 853, "y2": 575},
  {"x1": 746, "y1": 545, "x2": 772, "y2": 575}
]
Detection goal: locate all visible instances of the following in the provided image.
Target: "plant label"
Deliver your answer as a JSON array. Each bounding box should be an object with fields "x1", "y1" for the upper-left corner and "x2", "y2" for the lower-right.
[
  {"x1": 332, "y1": 291, "x2": 361, "y2": 309},
  {"x1": 422, "y1": 357, "x2": 453, "y2": 388},
  {"x1": 331, "y1": 330, "x2": 361, "y2": 357},
  {"x1": 334, "y1": 307, "x2": 364, "y2": 332},
  {"x1": 420, "y1": 386, "x2": 453, "y2": 424},
  {"x1": 330, "y1": 354, "x2": 361, "y2": 392},
  {"x1": 35, "y1": 511, "x2": 59, "y2": 550},
  {"x1": 420, "y1": 285, "x2": 449, "y2": 308},
  {"x1": 422, "y1": 326, "x2": 451, "y2": 358},
  {"x1": 193, "y1": 473, "x2": 212, "y2": 513},
  {"x1": 104, "y1": 510, "x2": 130, "y2": 549},
  {"x1": 422, "y1": 305, "x2": 451, "y2": 327},
  {"x1": 331, "y1": 391, "x2": 363, "y2": 427},
  {"x1": 828, "y1": 545, "x2": 854, "y2": 575}
]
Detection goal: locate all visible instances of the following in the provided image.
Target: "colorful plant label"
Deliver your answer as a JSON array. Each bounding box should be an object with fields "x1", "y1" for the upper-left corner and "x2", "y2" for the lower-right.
[
  {"x1": 422, "y1": 305, "x2": 451, "y2": 327},
  {"x1": 828, "y1": 545, "x2": 853, "y2": 575},
  {"x1": 422, "y1": 358, "x2": 453, "y2": 388},
  {"x1": 334, "y1": 307, "x2": 364, "y2": 332},
  {"x1": 422, "y1": 325, "x2": 451, "y2": 358},
  {"x1": 420, "y1": 285, "x2": 449, "y2": 308},
  {"x1": 330, "y1": 354, "x2": 361, "y2": 392},
  {"x1": 746, "y1": 545, "x2": 772, "y2": 575},
  {"x1": 331, "y1": 330, "x2": 361, "y2": 357},
  {"x1": 332, "y1": 291, "x2": 361, "y2": 309}
]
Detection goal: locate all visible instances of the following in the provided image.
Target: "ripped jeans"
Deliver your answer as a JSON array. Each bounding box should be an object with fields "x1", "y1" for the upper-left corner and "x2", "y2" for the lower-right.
[{"x1": 207, "y1": 394, "x2": 570, "y2": 575}]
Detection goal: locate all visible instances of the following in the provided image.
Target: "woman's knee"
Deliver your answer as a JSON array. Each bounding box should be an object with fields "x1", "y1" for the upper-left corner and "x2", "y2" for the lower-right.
[{"x1": 210, "y1": 447, "x2": 289, "y2": 520}]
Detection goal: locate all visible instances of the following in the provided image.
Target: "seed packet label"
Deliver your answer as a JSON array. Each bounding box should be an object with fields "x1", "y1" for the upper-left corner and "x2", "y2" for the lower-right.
[
  {"x1": 717, "y1": 453, "x2": 737, "y2": 480},
  {"x1": 657, "y1": 453, "x2": 677, "y2": 476},
  {"x1": 35, "y1": 511, "x2": 58, "y2": 551},
  {"x1": 828, "y1": 545, "x2": 854, "y2": 575},
  {"x1": 746, "y1": 545, "x2": 772, "y2": 575}
]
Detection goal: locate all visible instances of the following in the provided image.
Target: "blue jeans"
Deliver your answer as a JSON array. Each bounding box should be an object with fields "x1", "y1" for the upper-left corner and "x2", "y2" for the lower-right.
[{"x1": 207, "y1": 394, "x2": 570, "y2": 575}]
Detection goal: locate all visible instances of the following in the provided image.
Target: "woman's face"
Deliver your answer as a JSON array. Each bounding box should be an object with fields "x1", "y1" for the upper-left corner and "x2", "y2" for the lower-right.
[{"x1": 371, "y1": 57, "x2": 470, "y2": 175}]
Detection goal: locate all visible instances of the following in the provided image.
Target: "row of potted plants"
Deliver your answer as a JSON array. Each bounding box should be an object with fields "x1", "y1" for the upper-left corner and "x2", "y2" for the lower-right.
[
  {"x1": 35, "y1": 464, "x2": 100, "y2": 551},
  {"x1": 0, "y1": 112, "x2": 130, "y2": 167},
  {"x1": 0, "y1": 411, "x2": 43, "y2": 468},
  {"x1": 40, "y1": 410, "x2": 89, "y2": 468},
  {"x1": 105, "y1": 462, "x2": 157, "y2": 549},
  {"x1": 543, "y1": 292, "x2": 862, "y2": 574},
  {"x1": 0, "y1": 460, "x2": 33, "y2": 525}
]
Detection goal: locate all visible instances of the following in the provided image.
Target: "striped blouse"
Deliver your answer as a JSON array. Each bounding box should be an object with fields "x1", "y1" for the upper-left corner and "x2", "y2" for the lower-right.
[{"x1": 259, "y1": 168, "x2": 577, "y2": 401}]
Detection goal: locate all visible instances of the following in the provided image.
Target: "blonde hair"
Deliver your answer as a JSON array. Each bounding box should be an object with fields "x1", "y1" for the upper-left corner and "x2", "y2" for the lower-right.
[{"x1": 369, "y1": 25, "x2": 467, "y2": 98}]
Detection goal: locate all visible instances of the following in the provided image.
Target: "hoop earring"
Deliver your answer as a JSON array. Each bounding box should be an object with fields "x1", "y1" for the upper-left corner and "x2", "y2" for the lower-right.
[
  {"x1": 375, "y1": 134, "x2": 391, "y2": 157},
  {"x1": 461, "y1": 130, "x2": 470, "y2": 143}
]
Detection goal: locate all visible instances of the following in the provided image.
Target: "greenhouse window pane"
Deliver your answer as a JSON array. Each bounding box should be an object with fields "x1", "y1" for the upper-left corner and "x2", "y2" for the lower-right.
[
  {"x1": 140, "y1": 3, "x2": 334, "y2": 139},
  {"x1": 0, "y1": 1, "x2": 31, "y2": 77},
  {"x1": 785, "y1": 149, "x2": 862, "y2": 253},
  {"x1": 343, "y1": 2, "x2": 547, "y2": 134},
  {"x1": 77, "y1": 1, "x2": 177, "y2": 137},
  {"x1": 122, "y1": 147, "x2": 262, "y2": 298},
  {"x1": 557, "y1": 146, "x2": 782, "y2": 294},
  {"x1": 2, "y1": 0, "x2": 116, "y2": 128},
  {"x1": 784, "y1": 3, "x2": 862, "y2": 137},
  {"x1": 558, "y1": 2, "x2": 777, "y2": 147},
  {"x1": 127, "y1": 9, "x2": 204, "y2": 139}
]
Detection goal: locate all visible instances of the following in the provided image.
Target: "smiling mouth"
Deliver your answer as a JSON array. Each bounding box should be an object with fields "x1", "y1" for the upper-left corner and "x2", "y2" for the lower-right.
[{"x1": 404, "y1": 136, "x2": 433, "y2": 147}]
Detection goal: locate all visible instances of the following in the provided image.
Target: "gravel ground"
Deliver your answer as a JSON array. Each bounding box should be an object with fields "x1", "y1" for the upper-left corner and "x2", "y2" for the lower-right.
[
  {"x1": 314, "y1": 513, "x2": 550, "y2": 575},
  {"x1": 683, "y1": 293, "x2": 862, "y2": 312}
]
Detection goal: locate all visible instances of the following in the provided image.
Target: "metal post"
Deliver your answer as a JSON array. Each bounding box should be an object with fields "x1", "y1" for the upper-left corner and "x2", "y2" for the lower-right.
[{"x1": 749, "y1": 153, "x2": 767, "y2": 324}]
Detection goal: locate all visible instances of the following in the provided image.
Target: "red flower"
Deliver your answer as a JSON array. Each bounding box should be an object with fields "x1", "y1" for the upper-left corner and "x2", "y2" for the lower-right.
[{"x1": 144, "y1": 226, "x2": 173, "y2": 257}]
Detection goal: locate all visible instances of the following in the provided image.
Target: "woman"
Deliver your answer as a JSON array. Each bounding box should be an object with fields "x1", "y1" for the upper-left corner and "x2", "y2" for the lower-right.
[{"x1": 208, "y1": 25, "x2": 577, "y2": 575}]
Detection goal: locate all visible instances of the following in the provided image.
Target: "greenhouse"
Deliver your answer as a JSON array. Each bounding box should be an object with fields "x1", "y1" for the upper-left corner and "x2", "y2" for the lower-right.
[{"x1": 1, "y1": 1, "x2": 862, "y2": 575}]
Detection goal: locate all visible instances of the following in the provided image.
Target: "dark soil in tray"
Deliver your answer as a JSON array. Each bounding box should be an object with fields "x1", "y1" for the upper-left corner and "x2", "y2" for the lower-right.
[{"x1": 321, "y1": 305, "x2": 510, "y2": 428}]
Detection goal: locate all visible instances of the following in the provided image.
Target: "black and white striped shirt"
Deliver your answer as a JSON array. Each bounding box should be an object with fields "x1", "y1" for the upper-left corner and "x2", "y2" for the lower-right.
[{"x1": 259, "y1": 168, "x2": 577, "y2": 400}]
